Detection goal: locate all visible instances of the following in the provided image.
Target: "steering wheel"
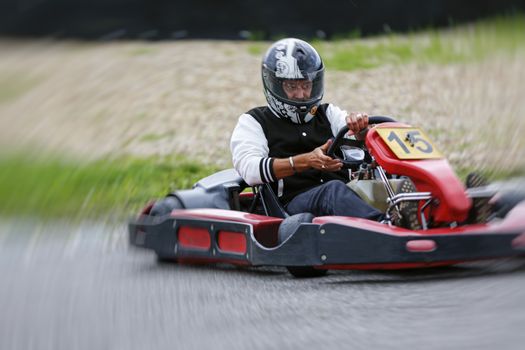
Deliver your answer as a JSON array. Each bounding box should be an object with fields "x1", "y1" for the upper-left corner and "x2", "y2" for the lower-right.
[{"x1": 326, "y1": 116, "x2": 397, "y2": 169}]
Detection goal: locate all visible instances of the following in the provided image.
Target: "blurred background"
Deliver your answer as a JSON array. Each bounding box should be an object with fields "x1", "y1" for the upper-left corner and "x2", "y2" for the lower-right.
[
  {"x1": 1, "y1": 0, "x2": 524, "y2": 39},
  {"x1": 1, "y1": 2, "x2": 525, "y2": 350},
  {"x1": 0, "y1": 0, "x2": 524, "y2": 218}
]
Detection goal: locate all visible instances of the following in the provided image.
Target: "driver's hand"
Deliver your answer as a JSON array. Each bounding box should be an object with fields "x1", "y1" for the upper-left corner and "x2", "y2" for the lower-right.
[
  {"x1": 346, "y1": 112, "x2": 369, "y2": 140},
  {"x1": 308, "y1": 139, "x2": 342, "y2": 172}
]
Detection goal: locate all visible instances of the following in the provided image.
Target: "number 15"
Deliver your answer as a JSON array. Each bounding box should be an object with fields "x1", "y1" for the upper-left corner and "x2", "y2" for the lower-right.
[{"x1": 387, "y1": 130, "x2": 433, "y2": 154}]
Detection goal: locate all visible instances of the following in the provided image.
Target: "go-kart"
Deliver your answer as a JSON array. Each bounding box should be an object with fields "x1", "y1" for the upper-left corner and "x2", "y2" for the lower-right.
[{"x1": 129, "y1": 116, "x2": 525, "y2": 277}]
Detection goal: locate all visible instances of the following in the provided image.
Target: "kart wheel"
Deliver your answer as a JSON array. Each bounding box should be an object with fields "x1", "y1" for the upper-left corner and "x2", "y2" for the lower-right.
[
  {"x1": 156, "y1": 253, "x2": 177, "y2": 264},
  {"x1": 394, "y1": 179, "x2": 422, "y2": 230},
  {"x1": 466, "y1": 172, "x2": 491, "y2": 223},
  {"x1": 287, "y1": 266, "x2": 327, "y2": 278}
]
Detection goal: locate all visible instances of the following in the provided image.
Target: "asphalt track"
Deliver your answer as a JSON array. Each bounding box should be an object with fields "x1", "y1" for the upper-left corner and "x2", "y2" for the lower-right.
[{"x1": 1, "y1": 218, "x2": 524, "y2": 350}]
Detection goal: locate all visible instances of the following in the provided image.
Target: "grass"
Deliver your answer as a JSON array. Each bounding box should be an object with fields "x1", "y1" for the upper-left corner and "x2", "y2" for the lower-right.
[
  {"x1": 1, "y1": 151, "x2": 522, "y2": 220},
  {"x1": 0, "y1": 153, "x2": 218, "y2": 220},
  {"x1": 247, "y1": 14, "x2": 525, "y2": 71}
]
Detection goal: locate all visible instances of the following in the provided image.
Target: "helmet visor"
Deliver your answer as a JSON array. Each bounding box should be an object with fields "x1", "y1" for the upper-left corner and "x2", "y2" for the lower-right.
[{"x1": 262, "y1": 65, "x2": 324, "y2": 106}]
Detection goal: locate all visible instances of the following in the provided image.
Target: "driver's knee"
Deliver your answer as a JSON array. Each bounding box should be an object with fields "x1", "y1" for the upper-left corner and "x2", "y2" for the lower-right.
[
  {"x1": 325, "y1": 180, "x2": 347, "y2": 190},
  {"x1": 321, "y1": 180, "x2": 348, "y2": 199}
]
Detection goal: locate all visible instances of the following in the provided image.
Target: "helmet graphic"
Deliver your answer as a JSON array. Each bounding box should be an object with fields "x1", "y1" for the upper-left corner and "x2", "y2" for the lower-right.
[{"x1": 262, "y1": 38, "x2": 324, "y2": 124}]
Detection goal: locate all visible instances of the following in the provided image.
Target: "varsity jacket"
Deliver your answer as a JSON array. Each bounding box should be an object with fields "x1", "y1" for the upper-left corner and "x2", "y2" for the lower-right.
[{"x1": 230, "y1": 103, "x2": 350, "y2": 204}]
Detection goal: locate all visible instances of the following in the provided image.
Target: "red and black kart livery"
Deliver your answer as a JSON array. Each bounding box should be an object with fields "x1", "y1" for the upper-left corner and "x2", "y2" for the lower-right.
[{"x1": 129, "y1": 117, "x2": 525, "y2": 277}]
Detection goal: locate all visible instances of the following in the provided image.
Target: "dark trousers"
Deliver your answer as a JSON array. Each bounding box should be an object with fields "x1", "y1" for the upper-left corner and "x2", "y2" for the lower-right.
[{"x1": 285, "y1": 180, "x2": 384, "y2": 220}]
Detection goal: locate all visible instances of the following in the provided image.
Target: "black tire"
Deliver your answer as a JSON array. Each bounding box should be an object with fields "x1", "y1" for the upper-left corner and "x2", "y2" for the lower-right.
[
  {"x1": 465, "y1": 172, "x2": 491, "y2": 224},
  {"x1": 156, "y1": 254, "x2": 177, "y2": 264},
  {"x1": 394, "y1": 178, "x2": 422, "y2": 230},
  {"x1": 287, "y1": 266, "x2": 328, "y2": 278},
  {"x1": 278, "y1": 213, "x2": 328, "y2": 278}
]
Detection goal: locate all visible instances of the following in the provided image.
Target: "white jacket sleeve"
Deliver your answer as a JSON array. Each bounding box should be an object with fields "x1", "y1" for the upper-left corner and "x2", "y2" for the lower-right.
[
  {"x1": 230, "y1": 114, "x2": 276, "y2": 186},
  {"x1": 325, "y1": 104, "x2": 348, "y2": 136}
]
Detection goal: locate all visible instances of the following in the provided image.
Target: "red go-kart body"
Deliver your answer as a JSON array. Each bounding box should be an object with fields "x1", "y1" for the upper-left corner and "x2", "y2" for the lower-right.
[{"x1": 129, "y1": 119, "x2": 525, "y2": 276}]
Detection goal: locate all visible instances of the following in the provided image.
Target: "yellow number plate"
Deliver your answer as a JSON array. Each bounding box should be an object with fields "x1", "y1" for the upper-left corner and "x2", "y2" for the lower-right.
[{"x1": 376, "y1": 128, "x2": 443, "y2": 160}]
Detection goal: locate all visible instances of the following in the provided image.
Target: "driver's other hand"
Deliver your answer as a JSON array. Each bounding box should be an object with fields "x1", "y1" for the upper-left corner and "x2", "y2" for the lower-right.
[
  {"x1": 346, "y1": 112, "x2": 369, "y2": 136},
  {"x1": 309, "y1": 139, "x2": 342, "y2": 172}
]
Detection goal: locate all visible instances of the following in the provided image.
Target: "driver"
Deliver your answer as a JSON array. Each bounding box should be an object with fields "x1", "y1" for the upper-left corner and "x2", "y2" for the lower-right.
[{"x1": 231, "y1": 38, "x2": 405, "y2": 222}]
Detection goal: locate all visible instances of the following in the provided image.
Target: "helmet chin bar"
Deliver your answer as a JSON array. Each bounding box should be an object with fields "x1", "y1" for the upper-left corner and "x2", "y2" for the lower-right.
[
  {"x1": 300, "y1": 106, "x2": 315, "y2": 123},
  {"x1": 264, "y1": 88, "x2": 321, "y2": 124}
]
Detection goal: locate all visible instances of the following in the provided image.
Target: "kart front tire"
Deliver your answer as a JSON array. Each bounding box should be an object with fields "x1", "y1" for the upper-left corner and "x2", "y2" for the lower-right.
[
  {"x1": 465, "y1": 172, "x2": 491, "y2": 224},
  {"x1": 156, "y1": 253, "x2": 177, "y2": 264}
]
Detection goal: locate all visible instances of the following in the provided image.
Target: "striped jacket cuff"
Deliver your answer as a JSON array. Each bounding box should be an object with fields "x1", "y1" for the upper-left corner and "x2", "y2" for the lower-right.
[{"x1": 259, "y1": 157, "x2": 276, "y2": 183}]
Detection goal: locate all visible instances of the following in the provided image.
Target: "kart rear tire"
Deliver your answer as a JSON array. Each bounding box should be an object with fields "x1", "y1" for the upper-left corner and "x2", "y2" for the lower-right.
[{"x1": 287, "y1": 266, "x2": 328, "y2": 278}]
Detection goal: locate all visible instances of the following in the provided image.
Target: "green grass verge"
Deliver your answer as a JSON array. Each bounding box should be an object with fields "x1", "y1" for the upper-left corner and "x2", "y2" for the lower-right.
[
  {"x1": 1, "y1": 152, "x2": 523, "y2": 221},
  {"x1": 248, "y1": 14, "x2": 525, "y2": 71},
  {"x1": 0, "y1": 154, "x2": 218, "y2": 220}
]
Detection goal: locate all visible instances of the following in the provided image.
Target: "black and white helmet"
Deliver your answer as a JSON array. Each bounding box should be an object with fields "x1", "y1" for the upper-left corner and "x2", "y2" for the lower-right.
[{"x1": 262, "y1": 38, "x2": 324, "y2": 124}]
